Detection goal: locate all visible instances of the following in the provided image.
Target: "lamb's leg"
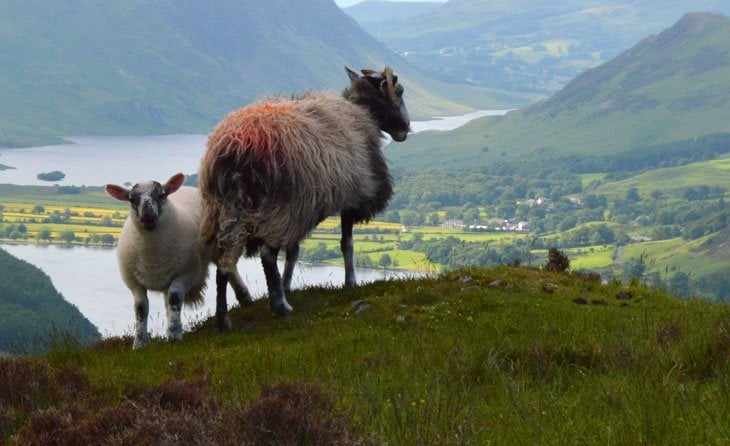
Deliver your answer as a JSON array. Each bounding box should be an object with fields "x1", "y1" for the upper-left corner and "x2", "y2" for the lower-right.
[
  {"x1": 228, "y1": 268, "x2": 253, "y2": 305},
  {"x1": 341, "y1": 212, "x2": 357, "y2": 287},
  {"x1": 261, "y1": 245, "x2": 293, "y2": 316},
  {"x1": 165, "y1": 281, "x2": 187, "y2": 342},
  {"x1": 215, "y1": 269, "x2": 233, "y2": 332},
  {"x1": 282, "y1": 244, "x2": 300, "y2": 292},
  {"x1": 131, "y1": 287, "x2": 150, "y2": 349}
]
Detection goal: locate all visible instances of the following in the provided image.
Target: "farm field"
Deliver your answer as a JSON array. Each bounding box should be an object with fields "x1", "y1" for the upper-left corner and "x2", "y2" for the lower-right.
[
  {"x1": 0, "y1": 186, "x2": 529, "y2": 270},
  {"x1": 0, "y1": 185, "x2": 715, "y2": 279}
]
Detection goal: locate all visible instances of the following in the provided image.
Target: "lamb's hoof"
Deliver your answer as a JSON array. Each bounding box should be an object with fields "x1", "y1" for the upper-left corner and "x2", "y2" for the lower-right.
[
  {"x1": 132, "y1": 334, "x2": 149, "y2": 349},
  {"x1": 166, "y1": 331, "x2": 183, "y2": 343},
  {"x1": 270, "y1": 301, "x2": 294, "y2": 317},
  {"x1": 216, "y1": 314, "x2": 233, "y2": 332}
]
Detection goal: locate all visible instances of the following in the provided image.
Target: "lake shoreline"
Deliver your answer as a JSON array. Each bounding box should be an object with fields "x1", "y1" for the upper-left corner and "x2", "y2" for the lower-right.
[
  {"x1": 0, "y1": 240, "x2": 431, "y2": 274},
  {"x1": 1, "y1": 242, "x2": 428, "y2": 337},
  {"x1": 0, "y1": 110, "x2": 511, "y2": 187}
]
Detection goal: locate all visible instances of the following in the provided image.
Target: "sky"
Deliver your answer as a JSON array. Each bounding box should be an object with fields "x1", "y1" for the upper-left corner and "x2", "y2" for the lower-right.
[{"x1": 334, "y1": 0, "x2": 446, "y2": 7}]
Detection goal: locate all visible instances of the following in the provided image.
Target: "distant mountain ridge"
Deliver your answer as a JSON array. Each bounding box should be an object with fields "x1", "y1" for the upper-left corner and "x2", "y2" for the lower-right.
[
  {"x1": 391, "y1": 12, "x2": 730, "y2": 171},
  {"x1": 346, "y1": 0, "x2": 730, "y2": 93},
  {"x1": 344, "y1": 0, "x2": 441, "y2": 25},
  {"x1": 0, "y1": 0, "x2": 536, "y2": 148}
]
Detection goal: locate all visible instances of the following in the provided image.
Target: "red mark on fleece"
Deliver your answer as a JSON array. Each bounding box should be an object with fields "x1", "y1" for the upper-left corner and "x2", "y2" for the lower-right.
[{"x1": 230, "y1": 103, "x2": 294, "y2": 156}]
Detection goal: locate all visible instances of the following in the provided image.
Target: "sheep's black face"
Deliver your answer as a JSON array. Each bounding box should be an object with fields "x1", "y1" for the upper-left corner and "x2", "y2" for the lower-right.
[
  {"x1": 345, "y1": 67, "x2": 411, "y2": 142},
  {"x1": 130, "y1": 181, "x2": 167, "y2": 231}
]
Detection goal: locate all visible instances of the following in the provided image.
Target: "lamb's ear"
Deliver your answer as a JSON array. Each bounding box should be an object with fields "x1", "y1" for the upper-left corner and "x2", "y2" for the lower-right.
[
  {"x1": 164, "y1": 173, "x2": 185, "y2": 195},
  {"x1": 105, "y1": 184, "x2": 130, "y2": 202},
  {"x1": 345, "y1": 66, "x2": 359, "y2": 83}
]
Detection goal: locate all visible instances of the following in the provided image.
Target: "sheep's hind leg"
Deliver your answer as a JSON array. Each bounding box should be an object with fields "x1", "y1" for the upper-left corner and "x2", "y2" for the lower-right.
[
  {"x1": 261, "y1": 245, "x2": 293, "y2": 316},
  {"x1": 228, "y1": 268, "x2": 253, "y2": 305},
  {"x1": 282, "y1": 244, "x2": 300, "y2": 292},
  {"x1": 165, "y1": 282, "x2": 187, "y2": 342},
  {"x1": 132, "y1": 287, "x2": 150, "y2": 349},
  {"x1": 215, "y1": 269, "x2": 233, "y2": 331},
  {"x1": 341, "y1": 212, "x2": 357, "y2": 287}
]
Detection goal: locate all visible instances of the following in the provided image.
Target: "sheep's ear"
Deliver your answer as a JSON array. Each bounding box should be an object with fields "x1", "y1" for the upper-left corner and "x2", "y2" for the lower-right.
[
  {"x1": 105, "y1": 184, "x2": 130, "y2": 202},
  {"x1": 164, "y1": 173, "x2": 185, "y2": 195},
  {"x1": 345, "y1": 66, "x2": 359, "y2": 83}
]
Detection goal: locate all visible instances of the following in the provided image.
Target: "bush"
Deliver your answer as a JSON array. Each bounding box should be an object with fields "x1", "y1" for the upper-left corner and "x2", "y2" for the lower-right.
[{"x1": 544, "y1": 247, "x2": 570, "y2": 272}]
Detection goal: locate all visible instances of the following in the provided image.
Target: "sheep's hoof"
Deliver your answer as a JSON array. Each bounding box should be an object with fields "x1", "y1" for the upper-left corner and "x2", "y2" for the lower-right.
[
  {"x1": 132, "y1": 334, "x2": 149, "y2": 349},
  {"x1": 216, "y1": 314, "x2": 233, "y2": 332},
  {"x1": 271, "y1": 300, "x2": 294, "y2": 317},
  {"x1": 166, "y1": 331, "x2": 183, "y2": 343},
  {"x1": 235, "y1": 293, "x2": 254, "y2": 306}
]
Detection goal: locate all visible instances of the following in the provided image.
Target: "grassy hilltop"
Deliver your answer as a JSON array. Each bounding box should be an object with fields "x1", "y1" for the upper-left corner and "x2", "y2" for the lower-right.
[{"x1": 1, "y1": 266, "x2": 728, "y2": 444}]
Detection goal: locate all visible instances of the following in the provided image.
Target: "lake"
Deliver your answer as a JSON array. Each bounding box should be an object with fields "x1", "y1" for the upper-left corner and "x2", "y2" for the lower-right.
[
  {"x1": 1, "y1": 243, "x2": 420, "y2": 337},
  {"x1": 0, "y1": 109, "x2": 506, "y2": 337},
  {"x1": 0, "y1": 110, "x2": 509, "y2": 187}
]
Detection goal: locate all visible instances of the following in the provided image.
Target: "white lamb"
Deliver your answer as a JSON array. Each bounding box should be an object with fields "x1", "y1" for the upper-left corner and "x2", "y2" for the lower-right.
[{"x1": 106, "y1": 172, "x2": 251, "y2": 349}]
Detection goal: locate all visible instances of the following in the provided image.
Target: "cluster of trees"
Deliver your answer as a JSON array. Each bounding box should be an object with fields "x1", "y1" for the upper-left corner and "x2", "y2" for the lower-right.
[
  {"x1": 0, "y1": 223, "x2": 29, "y2": 239},
  {"x1": 383, "y1": 151, "x2": 730, "y2": 300},
  {"x1": 389, "y1": 160, "x2": 728, "y2": 243},
  {"x1": 0, "y1": 202, "x2": 123, "y2": 245},
  {"x1": 0, "y1": 223, "x2": 115, "y2": 245},
  {"x1": 299, "y1": 242, "x2": 397, "y2": 269}
]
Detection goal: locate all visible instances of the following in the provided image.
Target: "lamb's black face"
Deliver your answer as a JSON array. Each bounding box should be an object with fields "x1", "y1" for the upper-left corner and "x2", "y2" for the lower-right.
[
  {"x1": 345, "y1": 67, "x2": 411, "y2": 142},
  {"x1": 129, "y1": 181, "x2": 167, "y2": 231}
]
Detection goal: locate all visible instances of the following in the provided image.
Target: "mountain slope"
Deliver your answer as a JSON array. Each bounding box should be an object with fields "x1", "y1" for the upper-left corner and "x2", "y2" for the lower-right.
[
  {"x1": 0, "y1": 0, "x2": 536, "y2": 148},
  {"x1": 391, "y1": 13, "x2": 730, "y2": 171},
  {"x1": 343, "y1": 0, "x2": 441, "y2": 25},
  {"x1": 349, "y1": 0, "x2": 730, "y2": 93},
  {"x1": 0, "y1": 247, "x2": 99, "y2": 354}
]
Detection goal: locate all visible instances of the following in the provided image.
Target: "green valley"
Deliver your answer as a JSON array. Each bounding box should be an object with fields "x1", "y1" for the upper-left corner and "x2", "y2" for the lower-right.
[
  {"x1": 346, "y1": 0, "x2": 730, "y2": 93},
  {"x1": 392, "y1": 13, "x2": 730, "y2": 170}
]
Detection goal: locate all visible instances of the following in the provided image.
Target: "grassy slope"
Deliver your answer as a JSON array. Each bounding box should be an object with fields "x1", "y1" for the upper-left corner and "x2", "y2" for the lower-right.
[
  {"x1": 2, "y1": 267, "x2": 728, "y2": 443},
  {"x1": 593, "y1": 155, "x2": 730, "y2": 198},
  {"x1": 390, "y1": 13, "x2": 730, "y2": 171},
  {"x1": 0, "y1": 247, "x2": 100, "y2": 355}
]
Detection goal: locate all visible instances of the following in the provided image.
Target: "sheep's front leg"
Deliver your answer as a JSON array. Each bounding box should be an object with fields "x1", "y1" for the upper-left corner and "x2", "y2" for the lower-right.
[
  {"x1": 165, "y1": 281, "x2": 187, "y2": 342},
  {"x1": 341, "y1": 212, "x2": 357, "y2": 287},
  {"x1": 215, "y1": 268, "x2": 233, "y2": 331},
  {"x1": 131, "y1": 287, "x2": 150, "y2": 349},
  {"x1": 282, "y1": 244, "x2": 300, "y2": 292},
  {"x1": 261, "y1": 245, "x2": 293, "y2": 316}
]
